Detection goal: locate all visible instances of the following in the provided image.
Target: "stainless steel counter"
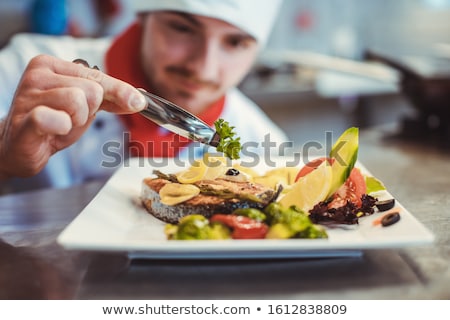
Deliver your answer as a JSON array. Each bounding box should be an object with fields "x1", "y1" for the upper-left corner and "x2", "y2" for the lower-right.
[{"x1": 0, "y1": 125, "x2": 449, "y2": 299}]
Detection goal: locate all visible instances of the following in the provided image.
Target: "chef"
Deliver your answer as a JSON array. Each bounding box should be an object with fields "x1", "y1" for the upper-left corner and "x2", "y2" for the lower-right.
[{"x1": 0, "y1": 0, "x2": 287, "y2": 193}]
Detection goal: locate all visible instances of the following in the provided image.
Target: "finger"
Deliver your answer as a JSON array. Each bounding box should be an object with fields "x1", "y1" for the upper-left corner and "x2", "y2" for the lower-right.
[
  {"x1": 29, "y1": 105, "x2": 72, "y2": 136},
  {"x1": 29, "y1": 105, "x2": 96, "y2": 152},
  {"x1": 36, "y1": 56, "x2": 147, "y2": 112},
  {"x1": 99, "y1": 98, "x2": 147, "y2": 114},
  {"x1": 30, "y1": 87, "x2": 91, "y2": 127},
  {"x1": 22, "y1": 65, "x2": 104, "y2": 117},
  {"x1": 74, "y1": 67, "x2": 147, "y2": 113},
  {"x1": 41, "y1": 75, "x2": 132, "y2": 116},
  {"x1": 53, "y1": 115, "x2": 96, "y2": 152}
]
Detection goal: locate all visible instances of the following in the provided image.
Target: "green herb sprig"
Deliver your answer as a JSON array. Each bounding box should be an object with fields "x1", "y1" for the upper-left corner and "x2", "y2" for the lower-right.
[{"x1": 214, "y1": 119, "x2": 241, "y2": 160}]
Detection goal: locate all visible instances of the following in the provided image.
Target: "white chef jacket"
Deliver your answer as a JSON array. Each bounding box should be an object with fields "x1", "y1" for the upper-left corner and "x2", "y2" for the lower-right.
[{"x1": 0, "y1": 33, "x2": 289, "y2": 193}]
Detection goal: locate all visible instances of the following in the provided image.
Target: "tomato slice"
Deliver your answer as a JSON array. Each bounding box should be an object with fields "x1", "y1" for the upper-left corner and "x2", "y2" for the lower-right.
[
  {"x1": 329, "y1": 167, "x2": 366, "y2": 208},
  {"x1": 295, "y1": 157, "x2": 334, "y2": 182},
  {"x1": 210, "y1": 214, "x2": 268, "y2": 239}
]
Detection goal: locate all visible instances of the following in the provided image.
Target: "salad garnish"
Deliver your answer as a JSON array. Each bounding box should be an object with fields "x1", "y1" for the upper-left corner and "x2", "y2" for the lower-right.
[
  {"x1": 309, "y1": 194, "x2": 377, "y2": 225},
  {"x1": 214, "y1": 119, "x2": 241, "y2": 160}
]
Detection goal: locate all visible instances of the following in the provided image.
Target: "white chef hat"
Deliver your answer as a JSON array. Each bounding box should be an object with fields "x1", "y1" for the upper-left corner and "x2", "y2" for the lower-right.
[{"x1": 131, "y1": 0, "x2": 283, "y2": 47}]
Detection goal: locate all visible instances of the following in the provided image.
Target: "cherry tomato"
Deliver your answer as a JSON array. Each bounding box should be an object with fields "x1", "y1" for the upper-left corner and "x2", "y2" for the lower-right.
[
  {"x1": 295, "y1": 157, "x2": 334, "y2": 182},
  {"x1": 210, "y1": 214, "x2": 268, "y2": 239},
  {"x1": 329, "y1": 167, "x2": 367, "y2": 208}
]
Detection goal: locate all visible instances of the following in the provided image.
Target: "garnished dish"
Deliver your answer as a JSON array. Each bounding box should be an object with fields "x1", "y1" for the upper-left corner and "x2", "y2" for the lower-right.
[
  {"x1": 140, "y1": 126, "x2": 400, "y2": 241},
  {"x1": 57, "y1": 122, "x2": 434, "y2": 258}
]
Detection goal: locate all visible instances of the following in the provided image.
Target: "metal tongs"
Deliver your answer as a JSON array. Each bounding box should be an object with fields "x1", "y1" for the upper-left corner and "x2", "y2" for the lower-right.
[
  {"x1": 137, "y1": 89, "x2": 220, "y2": 147},
  {"x1": 72, "y1": 59, "x2": 220, "y2": 147}
]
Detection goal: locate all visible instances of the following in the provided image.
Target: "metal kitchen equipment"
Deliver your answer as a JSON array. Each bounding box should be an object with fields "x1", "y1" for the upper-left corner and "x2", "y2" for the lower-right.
[{"x1": 137, "y1": 89, "x2": 220, "y2": 147}]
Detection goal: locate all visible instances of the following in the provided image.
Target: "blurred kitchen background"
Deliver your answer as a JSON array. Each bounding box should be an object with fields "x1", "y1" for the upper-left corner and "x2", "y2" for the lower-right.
[{"x1": 1, "y1": 0, "x2": 450, "y2": 149}]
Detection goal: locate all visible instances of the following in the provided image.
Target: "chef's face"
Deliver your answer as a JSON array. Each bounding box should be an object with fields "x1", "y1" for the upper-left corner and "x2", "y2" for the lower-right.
[{"x1": 139, "y1": 11, "x2": 259, "y2": 115}]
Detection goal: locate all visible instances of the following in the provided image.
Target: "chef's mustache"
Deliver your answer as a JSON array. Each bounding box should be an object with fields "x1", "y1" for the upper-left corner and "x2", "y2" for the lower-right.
[{"x1": 166, "y1": 66, "x2": 220, "y2": 89}]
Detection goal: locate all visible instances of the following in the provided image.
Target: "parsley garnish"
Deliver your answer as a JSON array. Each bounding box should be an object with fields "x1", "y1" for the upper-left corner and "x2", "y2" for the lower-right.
[{"x1": 214, "y1": 119, "x2": 241, "y2": 160}]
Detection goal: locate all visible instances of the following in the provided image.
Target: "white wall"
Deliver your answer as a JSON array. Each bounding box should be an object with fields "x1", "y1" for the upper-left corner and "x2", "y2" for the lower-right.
[{"x1": 266, "y1": 0, "x2": 450, "y2": 58}]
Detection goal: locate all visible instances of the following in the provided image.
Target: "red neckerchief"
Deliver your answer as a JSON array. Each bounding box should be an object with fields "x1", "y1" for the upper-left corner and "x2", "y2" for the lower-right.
[{"x1": 105, "y1": 22, "x2": 224, "y2": 157}]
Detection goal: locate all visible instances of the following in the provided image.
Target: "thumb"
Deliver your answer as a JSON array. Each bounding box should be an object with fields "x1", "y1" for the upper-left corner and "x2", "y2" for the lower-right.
[{"x1": 0, "y1": 107, "x2": 73, "y2": 178}]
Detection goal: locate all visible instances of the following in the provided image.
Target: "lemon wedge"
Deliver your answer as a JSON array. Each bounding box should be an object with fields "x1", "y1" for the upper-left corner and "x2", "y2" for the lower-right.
[
  {"x1": 176, "y1": 160, "x2": 207, "y2": 184},
  {"x1": 202, "y1": 154, "x2": 229, "y2": 180},
  {"x1": 203, "y1": 153, "x2": 228, "y2": 165},
  {"x1": 254, "y1": 167, "x2": 300, "y2": 188},
  {"x1": 278, "y1": 160, "x2": 332, "y2": 212},
  {"x1": 264, "y1": 167, "x2": 300, "y2": 185},
  {"x1": 176, "y1": 154, "x2": 230, "y2": 183}
]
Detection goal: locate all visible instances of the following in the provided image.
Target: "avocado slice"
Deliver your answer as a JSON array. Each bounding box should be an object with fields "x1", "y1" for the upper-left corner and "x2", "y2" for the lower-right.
[{"x1": 327, "y1": 127, "x2": 359, "y2": 198}]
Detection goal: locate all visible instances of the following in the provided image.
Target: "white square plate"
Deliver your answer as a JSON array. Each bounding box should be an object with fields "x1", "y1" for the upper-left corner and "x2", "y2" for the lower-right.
[{"x1": 57, "y1": 157, "x2": 434, "y2": 259}]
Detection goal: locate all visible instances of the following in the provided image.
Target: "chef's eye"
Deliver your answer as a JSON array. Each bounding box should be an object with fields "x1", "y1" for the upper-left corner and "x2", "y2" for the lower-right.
[
  {"x1": 226, "y1": 36, "x2": 255, "y2": 49},
  {"x1": 169, "y1": 21, "x2": 194, "y2": 34}
]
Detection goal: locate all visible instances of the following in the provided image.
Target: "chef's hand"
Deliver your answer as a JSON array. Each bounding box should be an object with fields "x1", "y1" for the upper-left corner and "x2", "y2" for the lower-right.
[{"x1": 0, "y1": 54, "x2": 146, "y2": 179}]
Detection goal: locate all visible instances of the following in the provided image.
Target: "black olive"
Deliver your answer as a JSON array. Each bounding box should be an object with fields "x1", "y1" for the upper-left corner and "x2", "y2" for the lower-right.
[
  {"x1": 226, "y1": 168, "x2": 240, "y2": 176},
  {"x1": 375, "y1": 199, "x2": 395, "y2": 211},
  {"x1": 381, "y1": 211, "x2": 400, "y2": 227}
]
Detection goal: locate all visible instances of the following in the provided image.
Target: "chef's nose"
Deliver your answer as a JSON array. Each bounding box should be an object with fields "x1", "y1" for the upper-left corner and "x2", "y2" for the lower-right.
[{"x1": 189, "y1": 39, "x2": 221, "y2": 81}]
